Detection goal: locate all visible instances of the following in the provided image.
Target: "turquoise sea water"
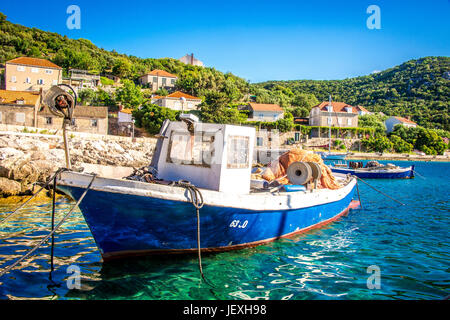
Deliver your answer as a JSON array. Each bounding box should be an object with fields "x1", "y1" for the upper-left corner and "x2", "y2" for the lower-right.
[{"x1": 0, "y1": 160, "x2": 448, "y2": 300}]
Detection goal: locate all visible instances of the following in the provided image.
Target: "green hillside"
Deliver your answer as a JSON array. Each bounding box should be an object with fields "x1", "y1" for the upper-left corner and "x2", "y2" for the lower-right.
[
  {"x1": 0, "y1": 12, "x2": 249, "y2": 101},
  {"x1": 0, "y1": 12, "x2": 448, "y2": 131},
  {"x1": 253, "y1": 56, "x2": 450, "y2": 131}
]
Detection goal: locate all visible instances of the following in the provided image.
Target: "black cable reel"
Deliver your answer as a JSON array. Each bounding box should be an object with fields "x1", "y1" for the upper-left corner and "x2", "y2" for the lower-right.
[
  {"x1": 42, "y1": 84, "x2": 77, "y2": 169},
  {"x1": 42, "y1": 84, "x2": 77, "y2": 123}
]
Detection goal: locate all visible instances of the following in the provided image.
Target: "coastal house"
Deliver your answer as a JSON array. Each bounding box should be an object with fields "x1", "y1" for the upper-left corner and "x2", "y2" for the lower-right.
[
  {"x1": 151, "y1": 91, "x2": 202, "y2": 111},
  {"x1": 385, "y1": 116, "x2": 417, "y2": 133},
  {"x1": 65, "y1": 69, "x2": 100, "y2": 91},
  {"x1": 38, "y1": 105, "x2": 109, "y2": 135},
  {"x1": 4, "y1": 57, "x2": 62, "y2": 91},
  {"x1": 179, "y1": 53, "x2": 204, "y2": 67},
  {"x1": 355, "y1": 105, "x2": 372, "y2": 116},
  {"x1": 309, "y1": 101, "x2": 359, "y2": 128},
  {"x1": 138, "y1": 69, "x2": 177, "y2": 92},
  {"x1": 245, "y1": 103, "x2": 284, "y2": 122},
  {"x1": 0, "y1": 89, "x2": 41, "y2": 127}
]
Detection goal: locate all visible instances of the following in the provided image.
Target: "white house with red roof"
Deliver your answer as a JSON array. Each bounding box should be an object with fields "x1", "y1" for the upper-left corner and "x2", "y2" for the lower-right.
[
  {"x1": 138, "y1": 69, "x2": 178, "y2": 91},
  {"x1": 151, "y1": 91, "x2": 202, "y2": 111},
  {"x1": 385, "y1": 116, "x2": 417, "y2": 133},
  {"x1": 246, "y1": 103, "x2": 284, "y2": 122},
  {"x1": 309, "y1": 101, "x2": 359, "y2": 127}
]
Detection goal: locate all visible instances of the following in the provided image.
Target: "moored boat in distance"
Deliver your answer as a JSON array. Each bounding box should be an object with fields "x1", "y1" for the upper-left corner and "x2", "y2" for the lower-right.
[
  {"x1": 329, "y1": 161, "x2": 415, "y2": 179},
  {"x1": 318, "y1": 152, "x2": 349, "y2": 161},
  {"x1": 56, "y1": 115, "x2": 360, "y2": 261}
]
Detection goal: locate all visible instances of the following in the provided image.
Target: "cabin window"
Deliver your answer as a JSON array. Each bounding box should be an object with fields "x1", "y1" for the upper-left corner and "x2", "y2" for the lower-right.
[
  {"x1": 168, "y1": 130, "x2": 215, "y2": 167},
  {"x1": 46, "y1": 117, "x2": 52, "y2": 124},
  {"x1": 227, "y1": 136, "x2": 249, "y2": 169}
]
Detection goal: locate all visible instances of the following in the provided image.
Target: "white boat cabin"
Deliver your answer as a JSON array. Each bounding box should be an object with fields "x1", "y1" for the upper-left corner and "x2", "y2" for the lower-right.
[{"x1": 152, "y1": 117, "x2": 255, "y2": 194}]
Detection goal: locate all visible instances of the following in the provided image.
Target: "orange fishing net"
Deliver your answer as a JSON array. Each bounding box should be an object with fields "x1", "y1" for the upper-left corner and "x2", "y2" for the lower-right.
[{"x1": 261, "y1": 149, "x2": 342, "y2": 190}]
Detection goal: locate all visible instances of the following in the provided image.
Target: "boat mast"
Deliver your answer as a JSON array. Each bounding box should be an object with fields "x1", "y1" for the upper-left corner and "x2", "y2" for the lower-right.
[{"x1": 328, "y1": 95, "x2": 332, "y2": 154}]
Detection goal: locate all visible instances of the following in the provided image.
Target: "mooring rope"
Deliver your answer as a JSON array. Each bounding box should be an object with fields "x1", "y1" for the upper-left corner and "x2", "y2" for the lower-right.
[
  {"x1": 0, "y1": 174, "x2": 97, "y2": 279},
  {"x1": 175, "y1": 180, "x2": 213, "y2": 286},
  {"x1": 352, "y1": 175, "x2": 405, "y2": 206},
  {"x1": 355, "y1": 179, "x2": 363, "y2": 209},
  {"x1": 0, "y1": 168, "x2": 68, "y2": 226}
]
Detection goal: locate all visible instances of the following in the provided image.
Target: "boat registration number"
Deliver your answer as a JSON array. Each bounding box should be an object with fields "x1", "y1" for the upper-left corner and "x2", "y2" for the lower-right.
[{"x1": 229, "y1": 220, "x2": 248, "y2": 228}]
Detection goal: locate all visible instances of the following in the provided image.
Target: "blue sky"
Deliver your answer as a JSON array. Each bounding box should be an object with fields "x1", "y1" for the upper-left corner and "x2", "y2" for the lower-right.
[{"x1": 1, "y1": 0, "x2": 449, "y2": 82}]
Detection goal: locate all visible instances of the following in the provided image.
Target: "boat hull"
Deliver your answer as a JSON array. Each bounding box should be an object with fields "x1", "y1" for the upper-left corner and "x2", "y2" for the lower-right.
[
  {"x1": 57, "y1": 177, "x2": 358, "y2": 261},
  {"x1": 330, "y1": 166, "x2": 414, "y2": 179}
]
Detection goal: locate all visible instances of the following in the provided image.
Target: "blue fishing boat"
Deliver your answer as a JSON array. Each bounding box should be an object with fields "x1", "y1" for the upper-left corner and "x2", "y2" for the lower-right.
[
  {"x1": 329, "y1": 161, "x2": 415, "y2": 179},
  {"x1": 319, "y1": 152, "x2": 348, "y2": 161},
  {"x1": 56, "y1": 116, "x2": 360, "y2": 261}
]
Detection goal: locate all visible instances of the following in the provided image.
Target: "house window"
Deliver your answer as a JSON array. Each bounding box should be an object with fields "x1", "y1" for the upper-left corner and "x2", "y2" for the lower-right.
[
  {"x1": 227, "y1": 136, "x2": 250, "y2": 169},
  {"x1": 46, "y1": 117, "x2": 52, "y2": 124},
  {"x1": 17, "y1": 66, "x2": 25, "y2": 72},
  {"x1": 327, "y1": 106, "x2": 333, "y2": 112},
  {"x1": 162, "y1": 78, "x2": 167, "y2": 86},
  {"x1": 0, "y1": 112, "x2": 2, "y2": 122},
  {"x1": 16, "y1": 113, "x2": 25, "y2": 123},
  {"x1": 153, "y1": 77, "x2": 157, "y2": 83},
  {"x1": 258, "y1": 113, "x2": 264, "y2": 120},
  {"x1": 31, "y1": 68, "x2": 39, "y2": 73},
  {"x1": 347, "y1": 118, "x2": 352, "y2": 126},
  {"x1": 71, "y1": 119, "x2": 76, "y2": 126},
  {"x1": 346, "y1": 107, "x2": 352, "y2": 113},
  {"x1": 338, "y1": 118, "x2": 343, "y2": 125},
  {"x1": 26, "y1": 77, "x2": 31, "y2": 84},
  {"x1": 16, "y1": 99, "x2": 25, "y2": 105},
  {"x1": 37, "y1": 79, "x2": 44, "y2": 85},
  {"x1": 327, "y1": 117, "x2": 332, "y2": 125},
  {"x1": 256, "y1": 137, "x2": 264, "y2": 146},
  {"x1": 11, "y1": 76, "x2": 17, "y2": 83},
  {"x1": 294, "y1": 132, "x2": 300, "y2": 141},
  {"x1": 91, "y1": 119, "x2": 98, "y2": 127},
  {"x1": 171, "y1": 79, "x2": 175, "y2": 85},
  {"x1": 45, "y1": 69, "x2": 53, "y2": 74}
]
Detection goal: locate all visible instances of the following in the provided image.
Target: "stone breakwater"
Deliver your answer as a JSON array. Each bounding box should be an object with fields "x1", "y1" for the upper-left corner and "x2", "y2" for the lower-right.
[{"x1": 0, "y1": 132, "x2": 156, "y2": 197}]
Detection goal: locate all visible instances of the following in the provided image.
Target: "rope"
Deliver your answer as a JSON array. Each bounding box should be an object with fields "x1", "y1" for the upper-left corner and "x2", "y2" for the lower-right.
[
  {"x1": 0, "y1": 168, "x2": 68, "y2": 226},
  {"x1": 353, "y1": 175, "x2": 405, "y2": 206},
  {"x1": 175, "y1": 180, "x2": 213, "y2": 286},
  {"x1": 0, "y1": 174, "x2": 97, "y2": 279},
  {"x1": 355, "y1": 179, "x2": 363, "y2": 209}
]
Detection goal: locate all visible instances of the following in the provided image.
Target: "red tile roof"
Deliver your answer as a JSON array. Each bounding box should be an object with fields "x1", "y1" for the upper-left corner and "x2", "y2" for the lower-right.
[
  {"x1": 248, "y1": 103, "x2": 283, "y2": 112},
  {"x1": 355, "y1": 105, "x2": 370, "y2": 113},
  {"x1": 394, "y1": 116, "x2": 417, "y2": 125},
  {"x1": 6, "y1": 57, "x2": 62, "y2": 69},
  {"x1": 152, "y1": 91, "x2": 200, "y2": 101},
  {"x1": 314, "y1": 101, "x2": 358, "y2": 114},
  {"x1": 144, "y1": 69, "x2": 177, "y2": 78},
  {"x1": 0, "y1": 89, "x2": 40, "y2": 105}
]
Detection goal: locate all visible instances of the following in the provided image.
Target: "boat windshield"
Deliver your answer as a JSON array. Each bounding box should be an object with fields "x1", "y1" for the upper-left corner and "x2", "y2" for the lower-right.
[{"x1": 167, "y1": 130, "x2": 216, "y2": 166}]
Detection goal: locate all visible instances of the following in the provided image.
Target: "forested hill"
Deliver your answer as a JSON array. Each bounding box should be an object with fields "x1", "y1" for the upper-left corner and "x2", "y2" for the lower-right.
[
  {"x1": 0, "y1": 12, "x2": 249, "y2": 101},
  {"x1": 253, "y1": 56, "x2": 450, "y2": 131}
]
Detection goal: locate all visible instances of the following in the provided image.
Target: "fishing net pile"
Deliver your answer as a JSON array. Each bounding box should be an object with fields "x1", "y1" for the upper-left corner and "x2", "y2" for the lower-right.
[{"x1": 260, "y1": 149, "x2": 342, "y2": 190}]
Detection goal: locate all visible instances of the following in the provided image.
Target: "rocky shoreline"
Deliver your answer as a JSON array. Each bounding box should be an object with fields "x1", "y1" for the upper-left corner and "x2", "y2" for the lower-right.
[{"x1": 0, "y1": 132, "x2": 156, "y2": 197}]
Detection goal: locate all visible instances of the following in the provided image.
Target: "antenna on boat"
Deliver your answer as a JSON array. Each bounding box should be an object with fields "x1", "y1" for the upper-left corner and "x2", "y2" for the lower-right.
[
  {"x1": 328, "y1": 95, "x2": 332, "y2": 154},
  {"x1": 42, "y1": 84, "x2": 77, "y2": 170}
]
